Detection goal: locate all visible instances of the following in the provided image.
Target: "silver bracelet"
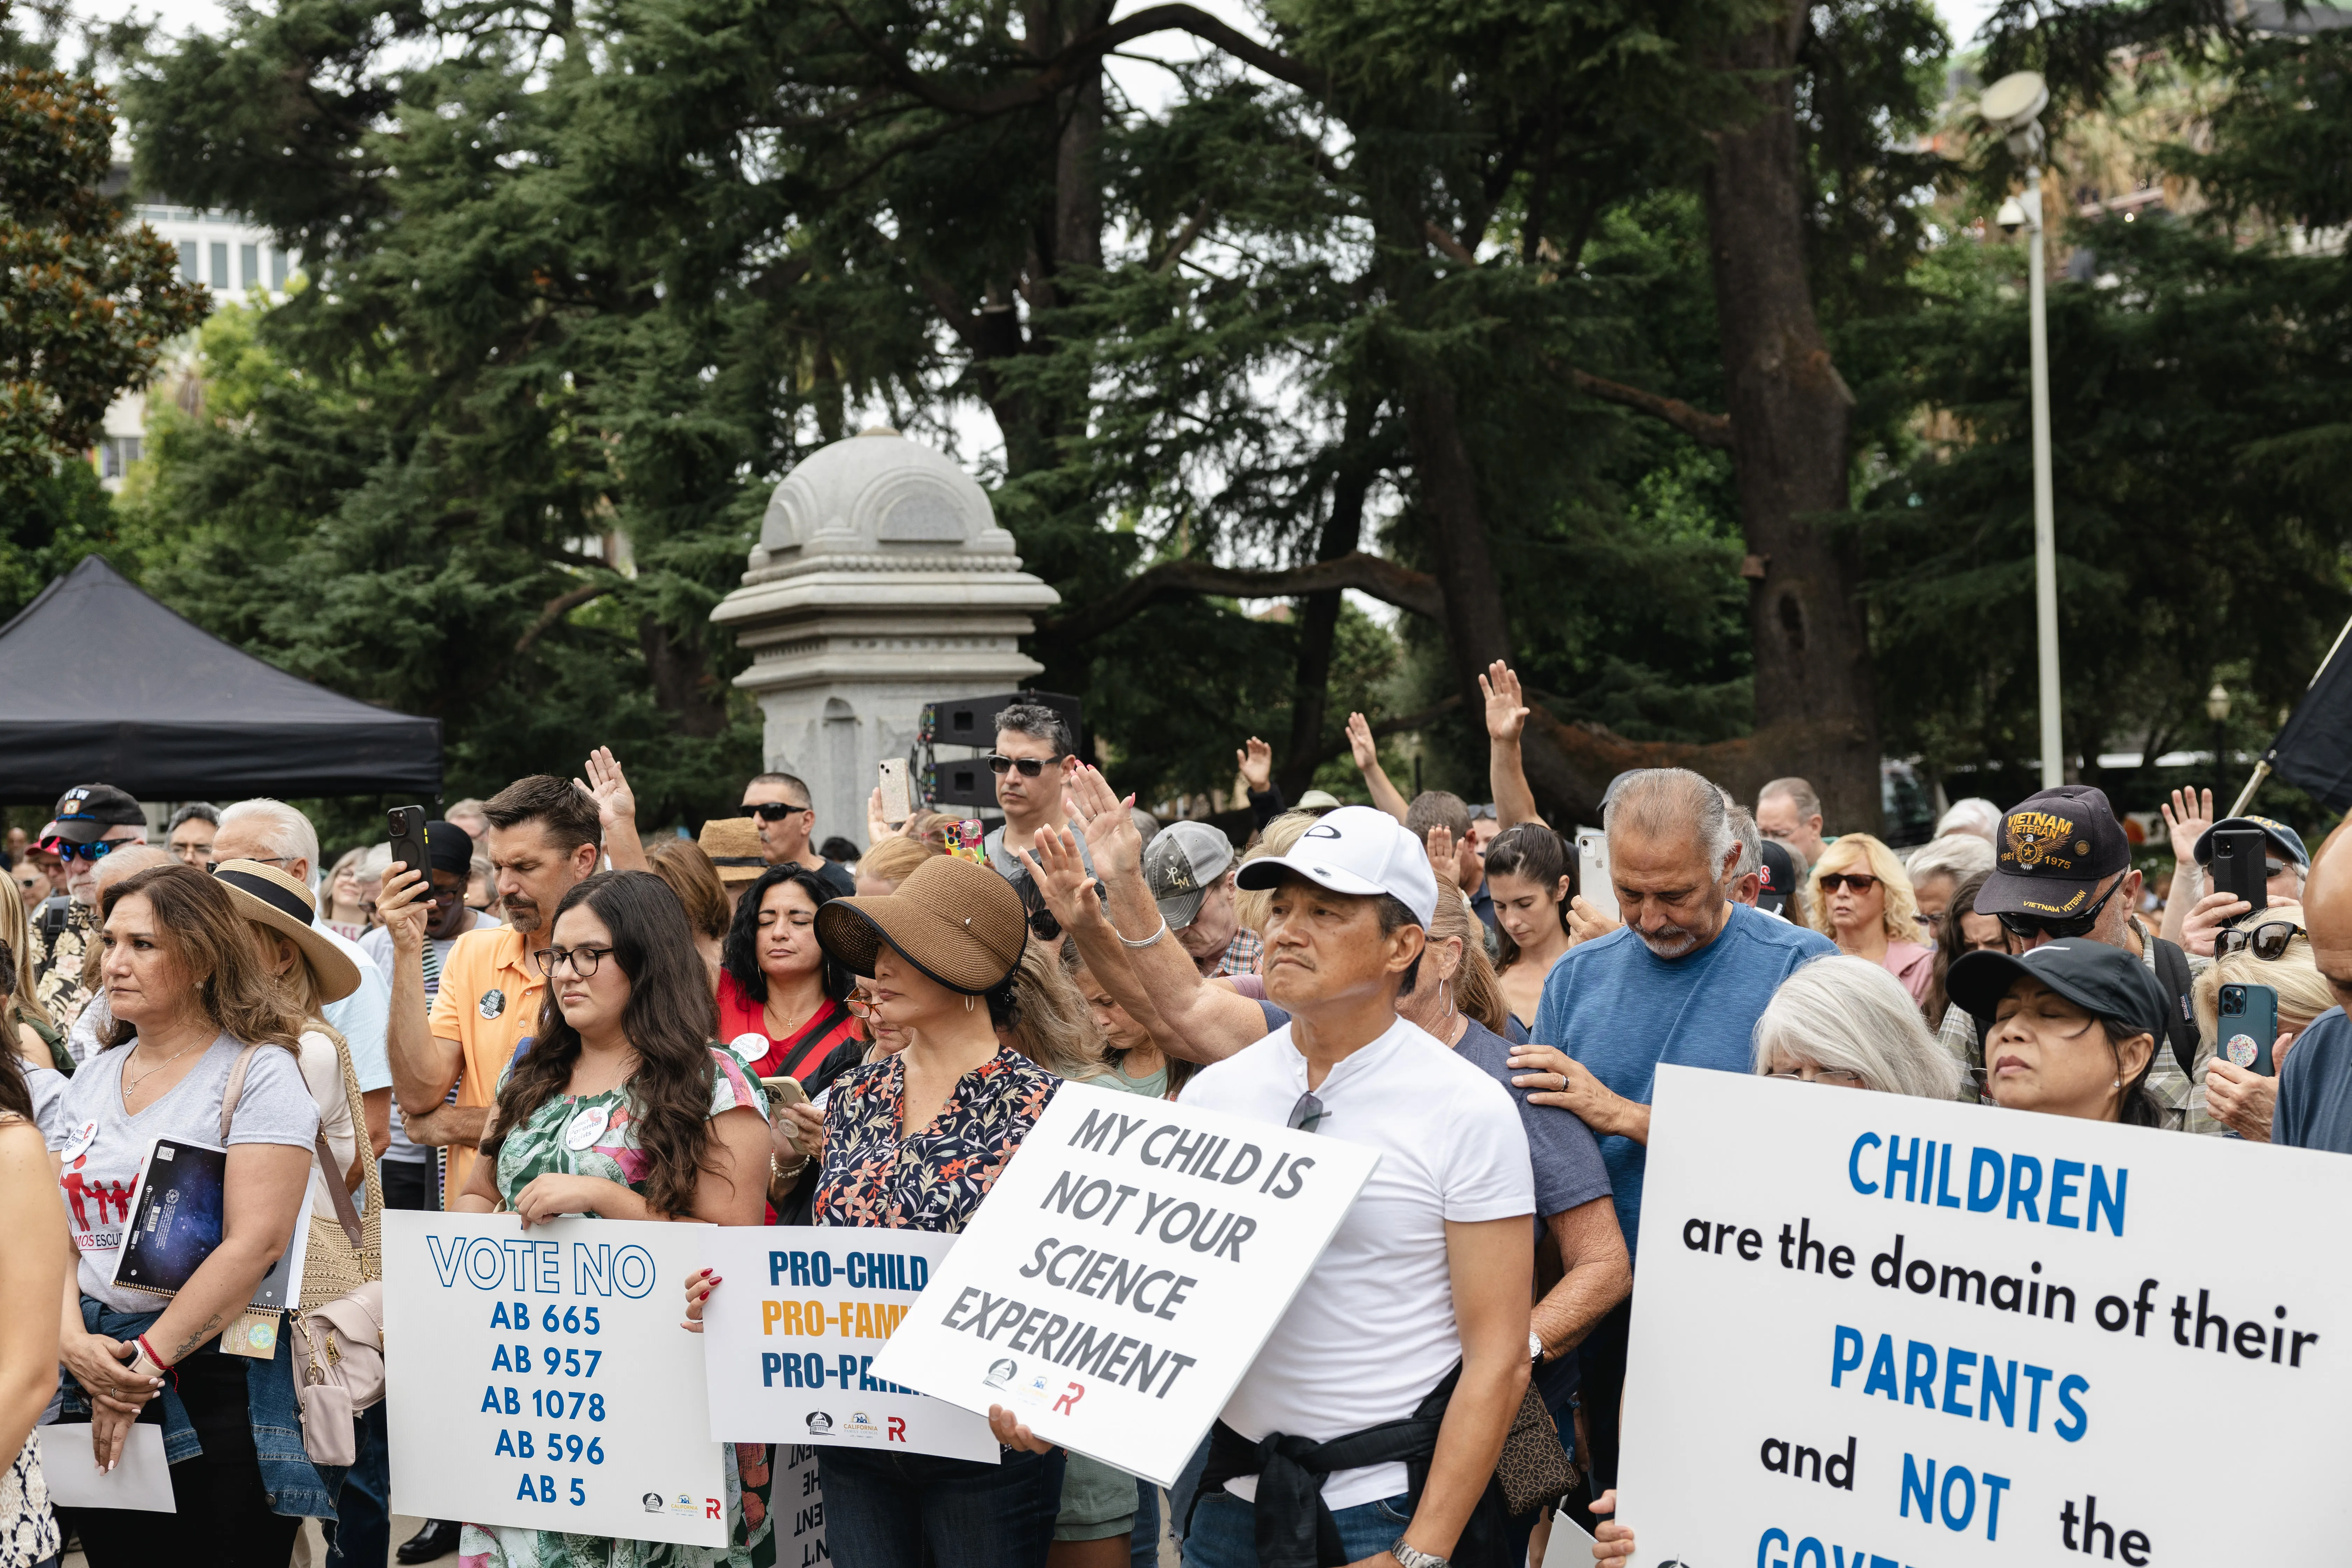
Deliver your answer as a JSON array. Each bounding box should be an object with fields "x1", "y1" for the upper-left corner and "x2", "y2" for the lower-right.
[{"x1": 1117, "y1": 917, "x2": 1169, "y2": 949}]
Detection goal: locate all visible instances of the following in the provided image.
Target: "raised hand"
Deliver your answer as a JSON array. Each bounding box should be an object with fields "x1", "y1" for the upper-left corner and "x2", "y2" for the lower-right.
[
  {"x1": 1017, "y1": 826, "x2": 1102, "y2": 932},
  {"x1": 1067, "y1": 764, "x2": 1146, "y2": 883},
  {"x1": 2162, "y1": 787, "x2": 2214, "y2": 867},
  {"x1": 575, "y1": 746, "x2": 636, "y2": 833},
  {"x1": 1480, "y1": 660, "x2": 1530, "y2": 743},
  {"x1": 376, "y1": 865, "x2": 434, "y2": 956},
  {"x1": 1424, "y1": 825, "x2": 1458, "y2": 891},
  {"x1": 1235, "y1": 736, "x2": 1274, "y2": 794},
  {"x1": 1345, "y1": 711, "x2": 1379, "y2": 772}
]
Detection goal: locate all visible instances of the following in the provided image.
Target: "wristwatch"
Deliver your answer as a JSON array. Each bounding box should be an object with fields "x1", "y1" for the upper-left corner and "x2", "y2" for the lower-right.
[
  {"x1": 1391, "y1": 1538, "x2": 1448, "y2": 1568},
  {"x1": 1528, "y1": 1330, "x2": 1546, "y2": 1364}
]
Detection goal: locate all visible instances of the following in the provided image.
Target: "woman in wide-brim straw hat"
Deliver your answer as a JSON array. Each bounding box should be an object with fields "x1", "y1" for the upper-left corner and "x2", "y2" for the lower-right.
[
  {"x1": 685, "y1": 853, "x2": 1068, "y2": 1567},
  {"x1": 213, "y1": 859, "x2": 372, "y2": 1215}
]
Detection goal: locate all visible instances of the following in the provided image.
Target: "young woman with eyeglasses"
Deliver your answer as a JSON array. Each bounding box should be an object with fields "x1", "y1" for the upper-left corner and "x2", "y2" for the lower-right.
[
  {"x1": 1802, "y1": 833, "x2": 1936, "y2": 1006},
  {"x1": 449, "y1": 869, "x2": 775, "y2": 1568}
]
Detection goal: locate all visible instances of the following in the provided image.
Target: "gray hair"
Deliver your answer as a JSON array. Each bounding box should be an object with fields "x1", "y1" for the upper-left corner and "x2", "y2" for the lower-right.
[
  {"x1": 1607, "y1": 768, "x2": 1737, "y2": 878},
  {"x1": 94, "y1": 845, "x2": 173, "y2": 893},
  {"x1": 1906, "y1": 832, "x2": 1995, "y2": 887},
  {"x1": 1935, "y1": 797, "x2": 2002, "y2": 844},
  {"x1": 1753, "y1": 954, "x2": 1967, "y2": 1100},
  {"x1": 993, "y1": 702, "x2": 1073, "y2": 758},
  {"x1": 1758, "y1": 776, "x2": 1822, "y2": 822},
  {"x1": 166, "y1": 803, "x2": 220, "y2": 833},
  {"x1": 218, "y1": 798, "x2": 321, "y2": 879},
  {"x1": 1728, "y1": 805, "x2": 1764, "y2": 881}
]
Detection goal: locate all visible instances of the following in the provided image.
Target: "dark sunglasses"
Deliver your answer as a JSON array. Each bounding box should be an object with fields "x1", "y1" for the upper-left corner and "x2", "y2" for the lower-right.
[
  {"x1": 42, "y1": 837, "x2": 124, "y2": 863},
  {"x1": 743, "y1": 802, "x2": 812, "y2": 822},
  {"x1": 2216, "y1": 920, "x2": 2307, "y2": 962},
  {"x1": 1027, "y1": 908, "x2": 1062, "y2": 941},
  {"x1": 1997, "y1": 871, "x2": 2124, "y2": 941},
  {"x1": 1818, "y1": 873, "x2": 1878, "y2": 894},
  {"x1": 987, "y1": 753, "x2": 1050, "y2": 778},
  {"x1": 1287, "y1": 1091, "x2": 1326, "y2": 1133}
]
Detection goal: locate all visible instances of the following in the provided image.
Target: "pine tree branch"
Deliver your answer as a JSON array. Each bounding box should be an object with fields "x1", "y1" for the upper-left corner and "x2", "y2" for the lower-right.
[
  {"x1": 1037, "y1": 551, "x2": 1443, "y2": 644},
  {"x1": 1546, "y1": 358, "x2": 1734, "y2": 449},
  {"x1": 831, "y1": 1, "x2": 1326, "y2": 120}
]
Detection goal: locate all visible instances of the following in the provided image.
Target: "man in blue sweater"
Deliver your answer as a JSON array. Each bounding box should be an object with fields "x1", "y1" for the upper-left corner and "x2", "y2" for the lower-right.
[{"x1": 1509, "y1": 766, "x2": 1835, "y2": 1507}]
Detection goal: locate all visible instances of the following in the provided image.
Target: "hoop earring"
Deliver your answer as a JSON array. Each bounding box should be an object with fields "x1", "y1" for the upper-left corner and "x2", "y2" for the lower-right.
[{"x1": 965, "y1": 994, "x2": 975, "y2": 1013}]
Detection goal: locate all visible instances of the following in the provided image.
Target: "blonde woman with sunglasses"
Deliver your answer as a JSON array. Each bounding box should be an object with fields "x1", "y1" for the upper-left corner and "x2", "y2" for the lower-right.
[{"x1": 1803, "y1": 832, "x2": 1934, "y2": 1006}]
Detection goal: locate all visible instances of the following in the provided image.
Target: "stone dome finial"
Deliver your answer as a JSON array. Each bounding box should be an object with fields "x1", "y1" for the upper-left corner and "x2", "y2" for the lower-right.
[{"x1": 751, "y1": 427, "x2": 1011, "y2": 570}]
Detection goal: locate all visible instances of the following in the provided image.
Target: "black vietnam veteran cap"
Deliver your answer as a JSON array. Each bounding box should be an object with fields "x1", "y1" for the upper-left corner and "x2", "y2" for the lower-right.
[
  {"x1": 50, "y1": 783, "x2": 145, "y2": 845},
  {"x1": 1946, "y1": 940, "x2": 2168, "y2": 1042},
  {"x1": 1975, "y1": 785, "x2": 2130, "y2": 922}
]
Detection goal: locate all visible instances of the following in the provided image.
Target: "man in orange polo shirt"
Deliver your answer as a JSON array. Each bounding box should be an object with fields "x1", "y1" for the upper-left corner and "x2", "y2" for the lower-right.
[{"x1": 383, "y1": 775, "x2": 606, "y2": 1201}]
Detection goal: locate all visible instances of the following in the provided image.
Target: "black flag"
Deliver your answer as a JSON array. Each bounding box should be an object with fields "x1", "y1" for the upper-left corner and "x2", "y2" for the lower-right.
[{"x1": 2262, "y1": 620, "x2": 2352, "y2": 810}]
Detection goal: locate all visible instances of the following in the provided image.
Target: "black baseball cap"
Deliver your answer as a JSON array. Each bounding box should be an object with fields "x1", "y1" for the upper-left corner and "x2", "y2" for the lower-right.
[
  {"x1": 1755, "y1": 839, "x2": 1799, "y2": 916},
  {"x1": 2193, "y1": 814, "x2": 2310, "y2": 870},
  {"x1": 424, "y1": 820, "x2": 475, "y2": 876},
  {"x1": 1976, "y1": 786, "x2": 2130, "y2": 922},
  {"x1": 50, "y1": 784, "x2": 145, "y2": 845},
  {"x1": 1947, "y1": 940, "x2": 2168, "y2": 1041}
]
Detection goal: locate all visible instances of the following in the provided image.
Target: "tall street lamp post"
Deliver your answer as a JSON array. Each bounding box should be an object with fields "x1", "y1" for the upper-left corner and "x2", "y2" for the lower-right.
[{"x1": 1983, "y1": 71, "x2": 2060, "y2": 787}]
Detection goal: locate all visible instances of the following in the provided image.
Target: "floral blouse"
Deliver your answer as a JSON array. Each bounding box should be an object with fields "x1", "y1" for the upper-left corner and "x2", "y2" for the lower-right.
[
  {"x1": 492, "y1": 1048, "x2": 767, "y2": 1203},
  {"x1": 812, "y1": 1044, "x2": 1057, "y2": 1231}
]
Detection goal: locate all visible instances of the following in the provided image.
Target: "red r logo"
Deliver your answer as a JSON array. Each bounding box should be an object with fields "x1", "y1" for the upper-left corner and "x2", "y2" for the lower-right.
[
  {"x1": 1052, "y1": 1382, "x2": 1084, "y2": 1416},
  {"x1": 887, "y1": 1417, "x2": 906, "y2": 1443},
  {"x1": 705, "y1": 1498, "x2": 722, "y2": 1520}
]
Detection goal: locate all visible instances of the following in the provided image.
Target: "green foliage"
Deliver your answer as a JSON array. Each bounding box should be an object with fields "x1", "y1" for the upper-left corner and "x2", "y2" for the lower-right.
[{"x1": 0, "y1": 67, "x2": 207, "y2": 493}]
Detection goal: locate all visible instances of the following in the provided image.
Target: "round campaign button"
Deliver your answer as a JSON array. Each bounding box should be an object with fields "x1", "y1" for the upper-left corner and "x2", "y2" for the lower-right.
[
  {"x1": 565, "y1": 1104, "x2": 612, "y2": 1150},
  {"x1": 727, "y1": 1032, "x2": 768, "y2": 1063},
  {"x1": 478, "y1": 988, "x2": 506, "y2": 1020},
  {"x1": 2227, "y1": 1033, "x2": 2260, "y2": 1068},
  {"x1": 59, "y1": 1119, "x2": 98, "y2": 1164}
]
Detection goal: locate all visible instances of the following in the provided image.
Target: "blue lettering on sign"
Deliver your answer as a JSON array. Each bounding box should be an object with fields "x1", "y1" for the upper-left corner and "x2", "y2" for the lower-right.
[
  {"x1": 429, "y1": 1236, "x2": 564, "y2": 1291},
  {"x1": 574, "y1": 1242, "x2": 657, "y2": 1299},
  {"x1": 1846, "y1": 1134, "x2": 2126, "y2": 1236}
]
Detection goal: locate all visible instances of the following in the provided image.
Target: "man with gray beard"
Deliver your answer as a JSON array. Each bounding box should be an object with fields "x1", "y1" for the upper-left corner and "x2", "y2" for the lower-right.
[{"x1": 1504, "y1": 768, "x2": 1834, "y2": 1513}]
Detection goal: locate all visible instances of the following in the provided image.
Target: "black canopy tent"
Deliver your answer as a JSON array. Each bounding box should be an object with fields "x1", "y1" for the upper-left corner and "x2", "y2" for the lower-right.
[{"x1": 0, "y1": 556, "x2": 442, "y2": 805}]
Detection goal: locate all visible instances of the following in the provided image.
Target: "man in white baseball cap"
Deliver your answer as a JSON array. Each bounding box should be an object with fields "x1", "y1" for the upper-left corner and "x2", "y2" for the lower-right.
[{"x1": 1003, "y1": 804, "x2": 1537, "y2": 1568}]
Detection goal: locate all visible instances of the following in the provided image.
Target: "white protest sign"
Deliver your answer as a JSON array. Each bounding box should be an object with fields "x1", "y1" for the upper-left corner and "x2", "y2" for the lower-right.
[
  {"x1": 869, "y1": 1079, "x2": 1378, "y2": 1486},
  {"x1": 768, "y1": 1443, "x2": 826, "y2": 1568},
  {"x1": 1619, "y1": 1065, "x2": 2352, "y2": 1565},
  {"x1": 699, "y1": 1227, "x2": 997, "y2": 1461},
  {"x1": 383, "y1": 1212, "x2": 728, "y2": 1548}
]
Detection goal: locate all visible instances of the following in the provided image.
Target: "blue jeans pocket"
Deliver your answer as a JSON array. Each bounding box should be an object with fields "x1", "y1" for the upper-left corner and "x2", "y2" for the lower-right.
[{"x1": 1373, "y1": 1496, "x2": 1412, "y2": 1526}]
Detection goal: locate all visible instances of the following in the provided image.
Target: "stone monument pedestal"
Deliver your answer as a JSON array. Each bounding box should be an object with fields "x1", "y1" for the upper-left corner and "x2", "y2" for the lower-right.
[{"x1": 710, "y1": 428, "x2": 1059, "y2": 852}]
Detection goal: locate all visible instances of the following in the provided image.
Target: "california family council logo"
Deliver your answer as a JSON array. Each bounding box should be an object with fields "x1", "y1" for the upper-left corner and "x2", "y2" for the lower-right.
[
  {"x1": 805, "y1": 1411, "x2": 835, "y2": 1434},
  {"x1": 984, "y1": 1358, "x2": 1018, "y2": 1390}
]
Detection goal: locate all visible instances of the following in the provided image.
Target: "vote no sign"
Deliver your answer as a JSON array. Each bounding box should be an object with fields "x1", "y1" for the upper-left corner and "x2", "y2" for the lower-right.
[
  {"x1": 383, "y1": 1212, "x2": 728, "y2": 1548},
  {"x1": 1617, "y1": 1066, "x2": 2352, "y2": 1565},
  {"x1": 699, "y1": 1228, "x2": 999, "y2": 1462},
  {"x1": 870, "y1": 1080, "x2": 1377, "y2": 1486}
]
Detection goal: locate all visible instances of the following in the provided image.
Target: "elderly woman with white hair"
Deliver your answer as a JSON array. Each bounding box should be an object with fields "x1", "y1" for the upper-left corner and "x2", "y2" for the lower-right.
[
  {"x1": 1904, "y1": 831, "x2": 1996, "y2": 947},
  {"x1": 1752, "y1": 954, "x2": 1969, "y2": 1099}
]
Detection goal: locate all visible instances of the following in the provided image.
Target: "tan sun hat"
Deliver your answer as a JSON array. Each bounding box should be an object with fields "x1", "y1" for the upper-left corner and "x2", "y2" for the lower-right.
[
  {"x1": 698, "y1": 816, "x2": 770, "y2": 887},
  {"x1": 213, "y1": 858, "x2": 362, "y2": 1003},
  {"x1": 814, "y1": 854, "x2": 1026, "y2": 992}
]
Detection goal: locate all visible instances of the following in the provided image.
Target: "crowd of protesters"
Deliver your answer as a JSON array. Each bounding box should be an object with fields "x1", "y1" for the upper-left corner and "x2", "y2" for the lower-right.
[{"x1": 1, "y1": 670, "x2": 2348, "y2": 1568}]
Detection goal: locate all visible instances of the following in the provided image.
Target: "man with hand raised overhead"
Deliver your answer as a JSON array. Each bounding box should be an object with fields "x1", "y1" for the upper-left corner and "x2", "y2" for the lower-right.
[{"x1": 1002, "y1": 803, "x2": 1535, "y2": 1568}]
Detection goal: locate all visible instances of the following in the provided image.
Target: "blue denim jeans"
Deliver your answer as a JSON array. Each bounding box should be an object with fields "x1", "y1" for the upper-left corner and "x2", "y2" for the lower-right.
[
  {"x1": 1132, "y1": 1478, "x2": 1160, "y2": 1568},
  {"x1": 820, "y1": 1444, "x2": 1065, "y2": 1568},
  {"x1": 325, "y1": 1401, "x2": 390, "y2": 1568},
  {"x1": 1182, "y1": 1488, "x2": 1413, "y2": 1568}
]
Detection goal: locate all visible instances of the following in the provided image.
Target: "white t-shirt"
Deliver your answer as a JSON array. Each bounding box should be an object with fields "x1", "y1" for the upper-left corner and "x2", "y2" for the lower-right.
[
  {"x1": 297, "y1": 1030, "x2": 358, "y2": 1223},
  {"x1": 360, "y1": 909, "x2": 499, "y2": 1163},
  {"x1": 50, "y1": 1037, "x2": 320, "y2": 1311},
  {"x1": 1181, "y1": 1015, "x2": 1534, "y2": 1508}
]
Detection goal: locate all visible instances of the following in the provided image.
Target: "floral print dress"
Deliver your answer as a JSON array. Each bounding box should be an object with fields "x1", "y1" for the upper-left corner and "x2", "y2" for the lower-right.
[
  {"x1": 461, "y1": 1049, "x2": 777, "y2": 1568},
  {"x1": 812, "y1": 1043, "x2": 1058, "y2": 1232}
]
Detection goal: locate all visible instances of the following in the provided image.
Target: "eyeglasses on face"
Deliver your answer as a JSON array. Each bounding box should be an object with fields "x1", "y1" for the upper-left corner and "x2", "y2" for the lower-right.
[
  {"x1": 744, "y1": 802, "x2": 813, "y2": 822},
  {"x1": 533, "y1": 944, "x2": 615, "y2": 978},
  {"x1": 2216, "y1": 920, "x2": 2307, "y2": 962},
  {"x1": 987, "y1": 752, "x2": 1051, "y2": 778},
  {"x1": 1997, "y1": 870, "x2": 2125, "y2": 941},
  {"x1": 1765, "y1": 1065, "x2": 1868, "y2": 1086},
  {"x1": 1818, "y1": 873, "x2": 1879, "y2": 894}
]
